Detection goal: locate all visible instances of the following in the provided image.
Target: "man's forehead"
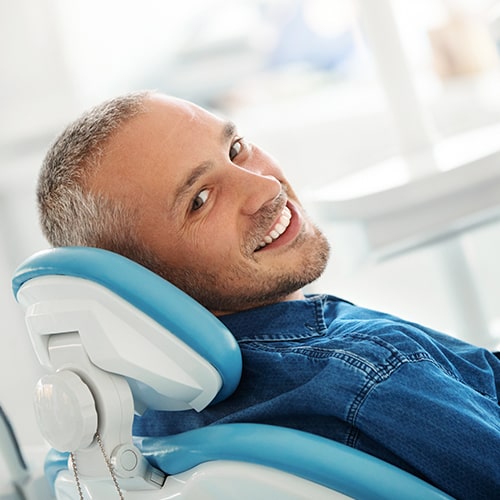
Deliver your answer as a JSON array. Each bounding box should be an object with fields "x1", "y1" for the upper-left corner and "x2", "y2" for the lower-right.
[
  {"x1": 142, "y1": 95, "x2": 237, "y2": 153},
  {"x1": 95, "y1": 94, "x2": 232, "y2": 182},
  {"x1": 105, "y1": 94, "x2": 199, "y2": 156},
  {"x1": 146, "y1": 93, "x2": 217, "y2": 124}
]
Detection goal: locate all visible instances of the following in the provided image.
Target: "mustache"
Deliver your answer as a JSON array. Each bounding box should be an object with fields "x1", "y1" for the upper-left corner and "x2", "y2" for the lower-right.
[{"x1": 247, "y1": 188, "x2": 288, "y2": 254}]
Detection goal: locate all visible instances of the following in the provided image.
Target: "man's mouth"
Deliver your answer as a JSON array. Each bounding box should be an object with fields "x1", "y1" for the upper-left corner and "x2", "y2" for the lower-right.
[{"x1": 255, "y1": 205, "x2": 292, "y2": 250}]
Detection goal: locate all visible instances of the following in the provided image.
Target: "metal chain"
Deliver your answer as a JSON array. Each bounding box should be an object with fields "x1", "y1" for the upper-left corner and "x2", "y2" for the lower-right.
[
  {"x1": 70, "y1": 451, "x2": 84, "y2": 500},
  {"x1": 96, "y1": 433, "x2": 125, "y2": 500},
  {"x1": 70, "y1": 432, "x2": 125, "y2": 500}
]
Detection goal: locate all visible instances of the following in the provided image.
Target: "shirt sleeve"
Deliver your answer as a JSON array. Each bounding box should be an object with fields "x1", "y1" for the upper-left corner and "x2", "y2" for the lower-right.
[{"x1": 354, "y1": 357, "x2": 500, "y2": 500}]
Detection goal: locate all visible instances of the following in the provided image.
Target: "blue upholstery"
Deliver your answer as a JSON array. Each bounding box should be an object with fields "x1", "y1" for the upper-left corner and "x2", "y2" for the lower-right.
[{"x1": 138, "y1": 423, "x2": 453, "y2": 499}]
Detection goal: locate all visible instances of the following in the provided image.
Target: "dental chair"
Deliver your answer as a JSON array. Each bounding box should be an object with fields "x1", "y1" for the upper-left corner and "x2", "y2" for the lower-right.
[{"x1": 12, "y1": 247, "x2": 452, "y2": 499}]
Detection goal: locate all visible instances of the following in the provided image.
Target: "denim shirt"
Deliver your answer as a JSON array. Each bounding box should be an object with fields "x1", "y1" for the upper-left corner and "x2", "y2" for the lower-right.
[{"x1": 134, "y1": 294, "x2": 500, "y2": 500}]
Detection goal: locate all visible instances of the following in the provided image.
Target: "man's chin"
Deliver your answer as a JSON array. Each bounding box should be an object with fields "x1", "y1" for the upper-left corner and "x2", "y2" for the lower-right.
[{"x1": 203, "y1": 252, "x2": 330, "y2": 314}]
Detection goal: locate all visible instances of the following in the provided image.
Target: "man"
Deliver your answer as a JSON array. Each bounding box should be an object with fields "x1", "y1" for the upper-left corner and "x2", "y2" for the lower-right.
[{"x1": 38, "y1": 91, "x2": 499, "y2": 499}]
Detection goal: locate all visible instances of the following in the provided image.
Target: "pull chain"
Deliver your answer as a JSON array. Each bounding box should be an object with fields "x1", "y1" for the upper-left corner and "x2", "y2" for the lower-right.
[
  {"x1": 70, "y1": 451, "x2": 84, "y2": 500},
  {"x1": 70, "y1": 432, "x2": 125, "y2": 499}
]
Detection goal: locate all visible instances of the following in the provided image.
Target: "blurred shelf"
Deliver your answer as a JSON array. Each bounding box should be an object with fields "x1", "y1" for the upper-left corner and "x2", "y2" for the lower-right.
[{"x1": 310, "y1": 122, "x2": 500, "y2": 259}]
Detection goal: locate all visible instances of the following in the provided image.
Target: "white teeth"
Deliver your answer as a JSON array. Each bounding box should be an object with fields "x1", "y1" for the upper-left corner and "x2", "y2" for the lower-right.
[{"x1": 257, "y1": 206, "x2": 292, "y2": 249}]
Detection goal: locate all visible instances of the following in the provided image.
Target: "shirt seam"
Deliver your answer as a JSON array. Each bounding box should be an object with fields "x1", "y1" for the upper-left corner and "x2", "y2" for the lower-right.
[{"x1": 344, "y1": 353, "x2": 481, "y2": 447}]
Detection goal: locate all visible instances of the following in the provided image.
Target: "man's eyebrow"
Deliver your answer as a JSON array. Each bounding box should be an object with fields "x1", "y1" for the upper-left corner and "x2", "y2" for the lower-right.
[
  {"x1": 171, "y1": 120, "x2": 237, "y2": 217},
  {"x1": 222, "y1": 120, "x2": 236, "y2": 141},
  {"x1": 172, "y1": 161, "x2": 213, "y2": 216}
]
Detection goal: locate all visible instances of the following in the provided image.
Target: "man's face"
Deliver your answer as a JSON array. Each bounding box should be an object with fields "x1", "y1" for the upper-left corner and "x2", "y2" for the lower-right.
[{"x1": 92, "y1": 94, "x2": 330, "y2": 314}]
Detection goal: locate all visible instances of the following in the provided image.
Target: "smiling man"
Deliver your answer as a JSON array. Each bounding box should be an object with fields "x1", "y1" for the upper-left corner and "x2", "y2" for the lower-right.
[
  {"x1": 40, "y1": 92, "x2": 329, "y2": 313},
  {"x1": 38, "y1": 91, "x2": 500, "y2": 499}
]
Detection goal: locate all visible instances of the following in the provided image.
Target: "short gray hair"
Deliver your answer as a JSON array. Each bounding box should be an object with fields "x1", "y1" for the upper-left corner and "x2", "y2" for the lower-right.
[{"x1": 37, "y1": 91, "x2": 151, "y2": 256}]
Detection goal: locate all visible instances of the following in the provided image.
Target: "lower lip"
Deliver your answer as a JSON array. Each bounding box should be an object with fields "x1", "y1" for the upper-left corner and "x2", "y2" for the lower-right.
[{"x1": 257, "y1": 201, "x2": 303, "y2": 252}]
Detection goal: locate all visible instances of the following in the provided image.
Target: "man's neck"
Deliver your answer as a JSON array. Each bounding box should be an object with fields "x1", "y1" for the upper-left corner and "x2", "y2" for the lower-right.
[{"x1": 213, "y1": 289, "x2": 306, "y2": 317}]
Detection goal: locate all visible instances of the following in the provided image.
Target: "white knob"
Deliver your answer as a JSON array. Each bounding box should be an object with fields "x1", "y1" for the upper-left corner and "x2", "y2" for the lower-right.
[{"x1": 34, "y1": 370, "x2": 98, "y2": 452}]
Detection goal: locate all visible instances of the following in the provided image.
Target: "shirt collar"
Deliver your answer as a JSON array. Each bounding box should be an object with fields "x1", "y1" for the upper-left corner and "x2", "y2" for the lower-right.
[{"x1": 219, "y1": 294, "x2": 328, "y2": 341}]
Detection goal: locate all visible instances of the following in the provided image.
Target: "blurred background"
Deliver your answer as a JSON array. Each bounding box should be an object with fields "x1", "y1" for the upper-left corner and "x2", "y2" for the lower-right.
[{"x1": 1, "y1": 0, "x2": 500, "y2": 477}]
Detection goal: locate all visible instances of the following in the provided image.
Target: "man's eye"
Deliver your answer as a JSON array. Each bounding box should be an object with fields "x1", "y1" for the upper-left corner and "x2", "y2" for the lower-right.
[
  {"x1": 229, "y1": 138, "x2": 243, "y2": 161},
  {"x1": 192, "y1": 189, "x2": 209, "y2": 211}
]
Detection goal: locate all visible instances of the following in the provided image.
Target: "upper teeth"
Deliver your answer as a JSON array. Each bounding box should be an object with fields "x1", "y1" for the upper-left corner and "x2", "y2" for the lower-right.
[{"x1": 257, "y1": 206, "x2": 292, "y2": 249}]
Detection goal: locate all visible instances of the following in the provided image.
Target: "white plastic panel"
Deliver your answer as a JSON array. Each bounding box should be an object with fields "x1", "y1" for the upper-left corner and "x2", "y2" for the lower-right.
[
  {"x1": 17, "y1": 275, "x2": 222, "y2": 412},
  {"x1": 54, "y1": 461, "x2": 349, "y2": 500}
]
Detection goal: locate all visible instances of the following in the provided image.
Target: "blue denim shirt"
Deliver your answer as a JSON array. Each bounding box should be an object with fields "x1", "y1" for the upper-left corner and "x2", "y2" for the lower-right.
[{"x1": 134, "y1": 295, "x2": 500, "y2": 499}]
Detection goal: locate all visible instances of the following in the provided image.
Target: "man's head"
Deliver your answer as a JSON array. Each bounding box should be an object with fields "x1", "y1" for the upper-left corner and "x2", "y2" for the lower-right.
[{"x1": 38, "y1": 91, "x2": 330, "y2": 314}]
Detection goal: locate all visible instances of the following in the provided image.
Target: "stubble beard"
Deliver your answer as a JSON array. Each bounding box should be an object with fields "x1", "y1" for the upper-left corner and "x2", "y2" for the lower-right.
[{"x1": 163, "y1": 222, "x2": 330, "y2": 314}]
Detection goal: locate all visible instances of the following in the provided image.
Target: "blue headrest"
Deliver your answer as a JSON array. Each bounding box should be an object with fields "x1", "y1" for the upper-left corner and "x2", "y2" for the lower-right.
[{"x1": 12, "y1": 246, "x2": 242, "y2": 404}]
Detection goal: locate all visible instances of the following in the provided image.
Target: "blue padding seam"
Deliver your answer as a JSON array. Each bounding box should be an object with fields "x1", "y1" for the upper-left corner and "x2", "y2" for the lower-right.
[
  {"x1": 136, "y1": 424, "x2": 453, "y2": 500},
  {"x1": 12, "y1": 247, "x2": 242, "y2": 403}
]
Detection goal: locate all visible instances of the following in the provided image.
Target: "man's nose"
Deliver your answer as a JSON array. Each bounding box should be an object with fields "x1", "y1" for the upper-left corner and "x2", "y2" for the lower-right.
[{"x1": 232, "y1": 167, "x2": 282, "y2": 216}]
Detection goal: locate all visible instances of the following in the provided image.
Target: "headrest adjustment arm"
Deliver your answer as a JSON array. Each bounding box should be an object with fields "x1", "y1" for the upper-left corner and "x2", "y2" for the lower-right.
[{"x1": 35, "y1": 332, "x2": 166, "y2": 489}]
